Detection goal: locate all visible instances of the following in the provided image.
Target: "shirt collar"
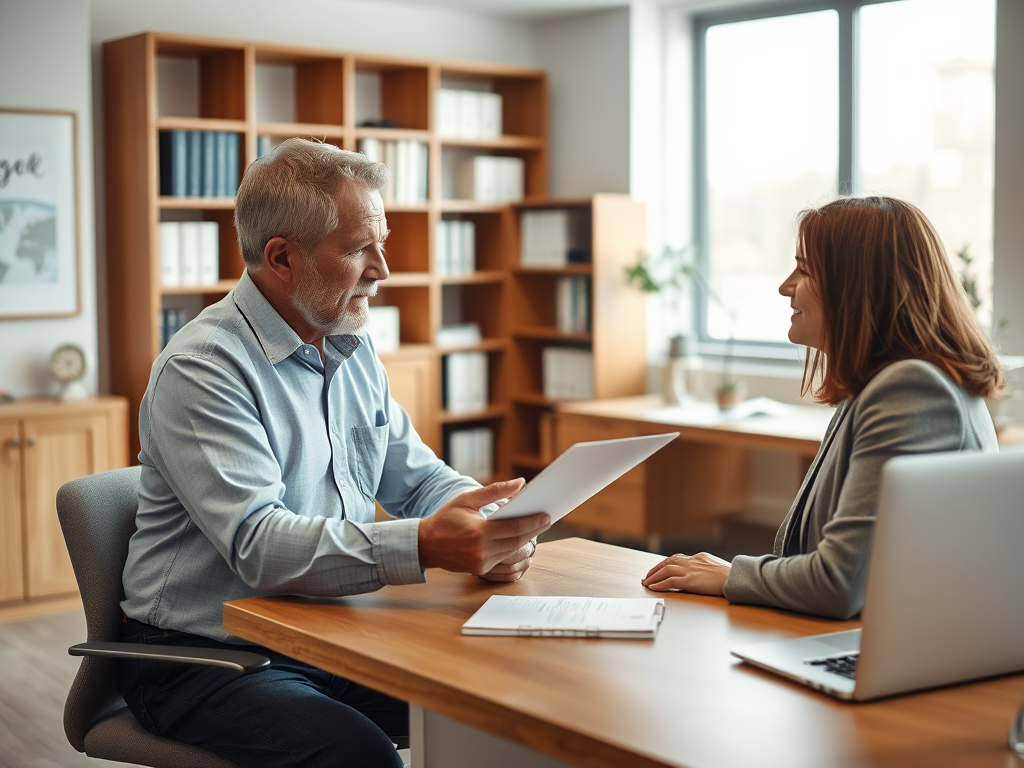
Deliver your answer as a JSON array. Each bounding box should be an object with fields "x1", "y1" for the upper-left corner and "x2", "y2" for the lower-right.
[{"x1": 233, "y1": 270, "x2": 361, "y2": 365}]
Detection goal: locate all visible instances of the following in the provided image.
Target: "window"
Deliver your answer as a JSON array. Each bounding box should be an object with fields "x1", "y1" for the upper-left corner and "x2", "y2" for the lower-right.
[{"x1": 694, "y1": 0, "x2": 996, "y2": 349}]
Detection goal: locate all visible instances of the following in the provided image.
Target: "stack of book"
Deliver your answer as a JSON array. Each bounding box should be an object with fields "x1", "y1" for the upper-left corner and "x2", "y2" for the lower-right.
[
  {"x1": 358, "y1": 138, "x2": 428, "y2": 206},
  {"x1": 436, "y1": 323, "x2": 482, "y2": 348},
  {"x1": 447, "y1": 426, "x2": 494, "y2": 480},
  {"x1": 435, "y1": 88, "x2": 503, "y2": 139},
  {"x1": 556, "y1": 276, "x2": 591, "y2": 333},
  {"x1": 435, "y1": 219, "x2": 476, "y2": 276},
  {"x1": 365, "y1": 306, "x2": 400, "y2": 353},
  {"x1": 158, "y1": 221, "x2": 219, "y2": 288},
  {"x1": 457, "y1": 156, "x2": 524, "y2": 204},
  {"x1": 444, "y1": 351, "x2": 489, "y2": 414},
  {"x1": 256, "y1": 135, "x2": 283, "y2": 158},
  {"x1": 519, "y1": 209, "x2": 590, "y2": 267},
  {"x1": 160, "y1": 308, "x2": 189, "y2": 349},
  {"x1": 159, "y1": 130, "x2": 240, "y2": 198},
  {"x1": 542, "y1": 347, "x2": 594, "y2": 401}
]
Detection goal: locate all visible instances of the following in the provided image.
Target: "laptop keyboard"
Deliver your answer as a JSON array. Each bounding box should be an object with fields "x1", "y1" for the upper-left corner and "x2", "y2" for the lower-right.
[{"x1": 805, "y1": 652, "x2": 859, "y2": 679}]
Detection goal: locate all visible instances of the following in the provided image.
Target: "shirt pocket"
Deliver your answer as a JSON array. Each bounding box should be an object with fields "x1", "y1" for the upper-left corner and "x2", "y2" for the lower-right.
[{"x1": 350, "y1": 424, "x2": 389, "y2": 501}]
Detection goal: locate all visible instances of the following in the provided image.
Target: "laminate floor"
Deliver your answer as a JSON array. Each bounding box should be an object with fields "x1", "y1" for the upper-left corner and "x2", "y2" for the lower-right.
[{"x1": 0, "y1": 609, "x2": 138, "y2": 768}]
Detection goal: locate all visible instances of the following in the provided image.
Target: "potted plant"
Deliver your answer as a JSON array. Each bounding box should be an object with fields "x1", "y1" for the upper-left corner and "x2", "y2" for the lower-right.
[{"x1": 625, "y1": 246, "x2": 741, "y2": 408}]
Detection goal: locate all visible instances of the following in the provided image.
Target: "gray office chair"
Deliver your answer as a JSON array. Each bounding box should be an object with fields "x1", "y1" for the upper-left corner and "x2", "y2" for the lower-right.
[{"x1": 56, "y1": 466, "x2": 269, "y2": 768}]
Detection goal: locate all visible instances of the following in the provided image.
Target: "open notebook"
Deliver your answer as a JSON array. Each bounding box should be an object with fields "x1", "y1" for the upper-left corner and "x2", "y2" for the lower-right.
[{"x1": 462, "y1": 595, "x2": 666, "y2": 639}]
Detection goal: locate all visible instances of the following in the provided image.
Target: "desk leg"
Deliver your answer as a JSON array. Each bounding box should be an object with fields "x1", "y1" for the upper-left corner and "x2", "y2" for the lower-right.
[{"x1": 410, "y1": 704, "x2": 579, "y2": 768}]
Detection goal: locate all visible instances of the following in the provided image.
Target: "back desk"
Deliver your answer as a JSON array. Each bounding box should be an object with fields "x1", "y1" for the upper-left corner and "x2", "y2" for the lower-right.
[{"x1": 554, "y1": 395, "x2": 835, "y2": 543}]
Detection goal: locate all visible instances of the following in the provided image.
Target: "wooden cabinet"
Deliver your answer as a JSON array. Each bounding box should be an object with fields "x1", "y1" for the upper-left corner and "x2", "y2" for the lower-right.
[
  {"x1": 0, "y1": 397, "x2": 129, "y2": 605},
  {"x1": 102, "y1": 32, "x2": 548, "y2": 476},
  {"x1": 505, "y1": 195, "x2": 648, "y2": 478}
]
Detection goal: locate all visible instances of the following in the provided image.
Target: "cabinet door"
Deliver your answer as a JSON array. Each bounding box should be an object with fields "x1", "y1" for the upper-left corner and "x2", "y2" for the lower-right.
[
  {"x1": 0, "y1": 420, "x2": 24, "y2": 602},
  {"x1": 381, "y1": 354, "x2": 437, "y2": 452},
  {"x1": 22, "y1": 413, "x2": 110, "y2": 598}
]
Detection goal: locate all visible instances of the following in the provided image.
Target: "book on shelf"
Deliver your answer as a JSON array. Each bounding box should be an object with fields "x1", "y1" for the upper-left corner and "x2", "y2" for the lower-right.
[
  {"x1": 435, "y1": 219, "x2": 476, "y2": 276},
  {"x1": 187, "y1": 131, "x2": 201, "y2": 197},
  {"x1": 366, "y1": 305, "x2": 400, "y2": 353},
  {"x1": 462, "y1": 596, "x2": 666, "y2": 639},
  {"x1": 436, "y1": 323, "x2": 482, "y2": 348},
  {"x1": 200, "y1": 131, "x2": 216, "y2": 197},
  {"x1": 520, "y1": 209, "x2": 590, "y2": 267},
  {"x1": 158, "y1": 221, "x2": 181, "y2": 288},
  {"x1": 159, "y1": 130, "x2": 241, "y2": 198},
  {"x1": 158, "y1": 221, "x2": 219, "y2": 288},
  {"x1": 542, "y1": 346, "x2": 594, "y2": 401},
  {"x1": 556, "y1": 276, "x2": 591, "y2": 333},
  {"x1": 444, "y1": 351, "x2": 488, "y2": 414},
  {"x1": 447, "y1": 426, "x2": 493, "y2": 480},
  {"x1": 359, "y1": 138, "x2": 428, "y2": 206},
  {"x1": 457, "y1": 156, "x2": 523, "y2": 204},
  {"x1": 436, "y1": 88, "x2": 503, "y2": 139},
  {"x1": 160, "y1": 307, "x2": 189, "y2": 349}
]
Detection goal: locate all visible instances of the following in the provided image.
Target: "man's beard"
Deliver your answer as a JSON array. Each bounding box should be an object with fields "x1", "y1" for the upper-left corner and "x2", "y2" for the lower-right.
[{"x1": 292, "y1": 260, "x2": 378, "y2": 337}]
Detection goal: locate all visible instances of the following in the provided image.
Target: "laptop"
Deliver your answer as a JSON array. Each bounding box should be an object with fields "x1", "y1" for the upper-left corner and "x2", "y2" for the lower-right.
[
  {"x1": 485, "y1": 432, "x2": 678, "y2": 523},
  {"x1": 730, "y1": 449, "x2": 1024, "y2": 701}
]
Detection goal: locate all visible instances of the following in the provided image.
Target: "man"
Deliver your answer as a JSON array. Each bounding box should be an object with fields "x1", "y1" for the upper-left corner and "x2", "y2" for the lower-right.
[{"x1": 118, "y1": 138, "x2": 550, "y2": 767}]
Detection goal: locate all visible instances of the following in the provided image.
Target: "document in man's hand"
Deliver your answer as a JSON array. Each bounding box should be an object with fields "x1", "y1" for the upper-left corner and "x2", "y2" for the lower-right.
[
  {"x1": 484, "y1": 432, "x2": 678, "y2": 523},
  {"x1": 462, "y1": 595, "x2": 666, "y2": 638}
]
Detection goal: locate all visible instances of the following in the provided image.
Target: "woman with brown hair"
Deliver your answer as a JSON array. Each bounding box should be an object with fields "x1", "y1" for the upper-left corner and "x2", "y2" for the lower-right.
[{"x1": 642, "y1": 196, "x2": 1003, "y2": 619}]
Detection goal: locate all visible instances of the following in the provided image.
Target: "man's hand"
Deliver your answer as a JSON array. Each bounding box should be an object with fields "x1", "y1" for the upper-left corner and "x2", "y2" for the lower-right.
[
  {"x1": 418, "y1": 479, "x2": 550, "y2": 576},
  {"x1": 641, "y1": 552, "x2": 731, "y2": 596},
  {"x1": 477, "y1": 538, "x2": 538, "y2": 583}
]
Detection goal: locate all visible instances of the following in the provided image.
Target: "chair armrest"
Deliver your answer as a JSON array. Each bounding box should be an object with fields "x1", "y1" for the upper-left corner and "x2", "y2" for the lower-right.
[{"x1": 68, "y1": 641, "x2": 270, "y2": 674}]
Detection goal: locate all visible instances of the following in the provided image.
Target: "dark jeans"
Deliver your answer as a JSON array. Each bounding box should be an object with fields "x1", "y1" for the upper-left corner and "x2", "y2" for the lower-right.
[{"x1": 117, "y1": 617, "x2": 407, "y2": 768}]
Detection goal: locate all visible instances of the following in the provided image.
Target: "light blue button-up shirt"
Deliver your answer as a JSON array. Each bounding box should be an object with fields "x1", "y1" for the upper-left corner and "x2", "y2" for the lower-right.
[{"x1": 121, "y1": 271, "x2": 478, "y2": 642}]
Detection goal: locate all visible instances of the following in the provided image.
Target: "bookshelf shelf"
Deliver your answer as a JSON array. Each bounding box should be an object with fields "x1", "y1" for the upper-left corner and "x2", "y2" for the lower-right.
[
  {"x1": 439, "y1": 201, "x2": 513, "y2": 214},
  {"x1": 439, "y1": 136, "x2": 545, "y2": 151},
  {"x1": 439, "y1": 405, "x2": 509, "y2": 425},
  {"x1": 513, "y1": 264, "x2": 593, "y2": 276},
  {"x1": 437, "y1": 338, "x2": 507, "y2": 354},
  {"x1": 512, "y1": 327, "x2": 592, "y2": 342},
  {"x1": 355, "y1": 127, "x2": 432, "y2": 142},
  {"x1": 256, "y1": 121, "x2": 346, "y2": 138},
  {"x1": 161, "y1": 279, "x2": 236, "y2": 296},
  {"x1": 439, "y1": 271, "x2": 506, "y2": 285},
  {"x1": 158, "y1": 197, "x2": 236, "y2": 210},
  {"x1": 155, "y1": 117, "x2": 247, "y2": 132}
]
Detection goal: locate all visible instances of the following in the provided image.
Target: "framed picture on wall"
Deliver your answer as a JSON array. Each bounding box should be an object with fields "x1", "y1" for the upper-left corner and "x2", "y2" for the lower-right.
[{"x1": 0, "y1": 108, "x2": 79, "y2": 319}]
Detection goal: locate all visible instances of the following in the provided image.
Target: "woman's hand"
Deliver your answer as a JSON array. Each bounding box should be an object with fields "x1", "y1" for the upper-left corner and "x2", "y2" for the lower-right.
[{"x1": 641, "y1": 552, "x2": 732, "y2": 596}]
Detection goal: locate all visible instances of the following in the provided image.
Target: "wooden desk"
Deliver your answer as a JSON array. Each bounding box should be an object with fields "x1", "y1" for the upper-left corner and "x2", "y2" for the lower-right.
[
  {"x1": 223, "y1": 538, "x2": 1024, "y2": 768},
  {"x1": 554, "y1": 395, "x2": 836, "y2": 543}
]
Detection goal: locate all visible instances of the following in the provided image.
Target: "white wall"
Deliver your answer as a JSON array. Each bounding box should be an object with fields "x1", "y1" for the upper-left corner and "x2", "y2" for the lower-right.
[
  {"x1": 90, "y1": 0, "x2": 533, "y2": 65},
  {"x1": 532, "y1": 8, "x2": 631, "y2": 197},
  {"x1": 0, "y1": 0, "x2": 97, "y2": 399}
]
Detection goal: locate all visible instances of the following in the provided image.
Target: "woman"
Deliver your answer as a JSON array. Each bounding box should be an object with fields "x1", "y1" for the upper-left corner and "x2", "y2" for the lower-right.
[{"x1": 642, "y1": 196, "x2": 1003, "y2": 619}]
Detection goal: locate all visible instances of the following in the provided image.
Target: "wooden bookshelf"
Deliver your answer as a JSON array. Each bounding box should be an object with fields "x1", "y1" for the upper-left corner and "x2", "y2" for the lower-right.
[
  {"x1": 103, "y1": 32, "x2": 645, "y2": 482},
  {"x1": 504, "y1": 196, "x2": 648, "y2": 477},
  {"x1": 103, "y1": 32, "x2": 548, "y2": 471}
]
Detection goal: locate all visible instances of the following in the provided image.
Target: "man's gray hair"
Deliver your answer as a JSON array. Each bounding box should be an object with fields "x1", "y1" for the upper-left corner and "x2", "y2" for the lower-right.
[{"x1": 234, "y1": 138, "x2": 391, "y2": 269}]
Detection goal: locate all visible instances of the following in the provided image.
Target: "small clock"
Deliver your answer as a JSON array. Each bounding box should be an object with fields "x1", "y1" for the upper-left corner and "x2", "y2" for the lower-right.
[{"x1": 50, "y1": 343, "x2": 89, "y2": 401}]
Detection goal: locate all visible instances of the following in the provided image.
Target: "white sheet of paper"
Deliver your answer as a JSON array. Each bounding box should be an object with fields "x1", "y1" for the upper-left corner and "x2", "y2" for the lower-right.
[{"x1": 485, "y1": 432, "x2": 678, "y2": 523}]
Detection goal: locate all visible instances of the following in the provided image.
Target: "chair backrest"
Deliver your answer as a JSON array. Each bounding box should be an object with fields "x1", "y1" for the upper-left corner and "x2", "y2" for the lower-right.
[{"x1": 56, "y1": 465, "x2": 143, "y2": 752}]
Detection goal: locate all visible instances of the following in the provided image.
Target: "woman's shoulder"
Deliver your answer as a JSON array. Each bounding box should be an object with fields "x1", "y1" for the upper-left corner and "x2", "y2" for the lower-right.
[{"x1": 861, "y1": 358, "x2": 961, "y2": 400}]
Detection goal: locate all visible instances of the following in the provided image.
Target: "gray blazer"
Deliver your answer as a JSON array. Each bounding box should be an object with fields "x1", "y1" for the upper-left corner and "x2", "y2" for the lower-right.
[{"x1": 724, "y1": 359, "x2": 998, "y2": 619}]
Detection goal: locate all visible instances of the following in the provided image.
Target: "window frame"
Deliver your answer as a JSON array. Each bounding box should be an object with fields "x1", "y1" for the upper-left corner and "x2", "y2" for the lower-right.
[{"x1": 691, "y1": 0, "x2": 899, "y2": 358}]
